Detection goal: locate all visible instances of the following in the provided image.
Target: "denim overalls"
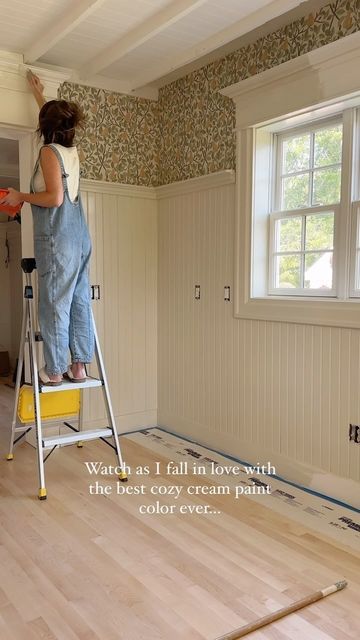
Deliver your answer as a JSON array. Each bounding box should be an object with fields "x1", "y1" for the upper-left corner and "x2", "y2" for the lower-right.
[{"x1": 30, "y1": 144, "x2": 94, "y2": 375}]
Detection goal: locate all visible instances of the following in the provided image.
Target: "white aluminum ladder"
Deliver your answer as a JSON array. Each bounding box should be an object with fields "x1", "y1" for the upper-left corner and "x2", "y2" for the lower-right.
[{"x1": 6, "y1": 258, "x2": 128, "y2": 500}]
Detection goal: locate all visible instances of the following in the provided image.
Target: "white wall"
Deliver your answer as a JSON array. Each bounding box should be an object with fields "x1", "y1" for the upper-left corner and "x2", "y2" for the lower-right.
[{"x1": 157, "y1": 174, "x2": 360, "y2": 507}]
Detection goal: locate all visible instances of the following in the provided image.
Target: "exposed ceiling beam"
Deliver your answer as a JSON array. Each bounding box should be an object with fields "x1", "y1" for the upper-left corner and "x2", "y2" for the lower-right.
[
  {"x1": 129, "y1": 0, "x2": 306, "y2": 90},
  {"x1": 24, "y1": 0, "x2": 108, "y2": 63},
  {"x1": 78, "y1": 0, "x2": 207, "y2": 80}
]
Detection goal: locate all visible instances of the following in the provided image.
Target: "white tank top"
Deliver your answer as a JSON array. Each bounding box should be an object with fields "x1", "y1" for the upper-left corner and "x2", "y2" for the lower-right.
[{"x1": 33, "y1": 144, "x2": 80, "y2": 203}]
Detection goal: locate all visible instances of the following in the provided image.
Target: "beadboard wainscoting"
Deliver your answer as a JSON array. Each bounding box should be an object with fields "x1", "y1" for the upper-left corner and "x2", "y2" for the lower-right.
[
  {"x1": 80, "y1": 180, "x2": 157, "y2": 432},
  {"x1": 157, "y1": 171, "x2": 360, "y2": 507}
]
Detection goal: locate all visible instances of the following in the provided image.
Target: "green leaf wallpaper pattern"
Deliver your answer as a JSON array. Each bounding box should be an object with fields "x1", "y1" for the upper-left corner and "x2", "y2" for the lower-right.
[
  {"x1": 158, "y1": 0, "x2": 360, "y2": 185},
  {"x1": 59, "y1": 82, "x2": 159, "y2": 186},
  {"x1": 59, "y1": 0, "x2": 360, "y2": 187}
]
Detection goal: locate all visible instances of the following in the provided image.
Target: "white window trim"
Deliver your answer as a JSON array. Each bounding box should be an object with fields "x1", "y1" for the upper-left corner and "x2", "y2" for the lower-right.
[
  {"x1": 220, "y1": 31, "x2": 360, "y2": 329},
  {"x1": 349, "y1": 201, "x2": 360, "y2": 296}
]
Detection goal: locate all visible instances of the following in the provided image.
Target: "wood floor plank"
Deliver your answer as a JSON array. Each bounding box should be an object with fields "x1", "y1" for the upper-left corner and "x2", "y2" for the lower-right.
[{"x1": 1, "y1": 387, "x2": 360, "y2": 639}]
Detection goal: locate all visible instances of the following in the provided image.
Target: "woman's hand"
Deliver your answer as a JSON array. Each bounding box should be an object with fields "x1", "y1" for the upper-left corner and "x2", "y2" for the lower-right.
[
  {"x1": 0, "y1": 188, "x2": 23, "y2": 207},
  {"x1": 0, "y1": 148, "x2": 64, "y2": 210},
  {"x1": 27, "y1": 71, "x2": 44, "y2": 94},
  {"x1": 27, "y1": 70, "x2": 46, "y2": 108}
]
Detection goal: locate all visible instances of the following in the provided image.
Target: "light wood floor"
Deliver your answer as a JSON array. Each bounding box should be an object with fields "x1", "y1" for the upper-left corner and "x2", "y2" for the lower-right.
[{"x1": 1, "y1": 386, "x2": 360, "y2": 640}]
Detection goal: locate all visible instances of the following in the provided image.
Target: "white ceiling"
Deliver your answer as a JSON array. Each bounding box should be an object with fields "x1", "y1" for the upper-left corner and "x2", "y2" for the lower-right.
[{"x1": 0, "y1": 0, "x2": 322, "y2": 97}]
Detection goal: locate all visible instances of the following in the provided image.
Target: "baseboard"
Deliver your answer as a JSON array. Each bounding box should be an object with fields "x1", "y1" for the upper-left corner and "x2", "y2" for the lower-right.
[{"x1": 157, "y1": 411, "x2": 360, "y2": 510}]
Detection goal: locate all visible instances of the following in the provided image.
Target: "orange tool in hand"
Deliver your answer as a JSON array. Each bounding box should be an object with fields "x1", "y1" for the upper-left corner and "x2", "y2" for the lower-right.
[{"x1": 0, "y1": 189, "x2": 23, "y2": 217}]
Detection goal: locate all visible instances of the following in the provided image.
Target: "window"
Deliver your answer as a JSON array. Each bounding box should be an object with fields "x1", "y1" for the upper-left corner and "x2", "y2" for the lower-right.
[
  {"x1": 222, "y1": 30, "x2": 360, "y2": 328},
  {"x1": 251, "y1": 106, "x2": 360, "y2": 305},
  {"x1": 269, "y1": 119, "x2": 342, "y2": 296}
]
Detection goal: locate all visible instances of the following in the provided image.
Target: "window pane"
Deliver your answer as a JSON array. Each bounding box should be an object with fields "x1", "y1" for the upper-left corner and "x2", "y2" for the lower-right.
[
  {"x1": 276, "y1": 255, "x2": 301, "y2": 288},
  {"x1": 305, "y1": 213, "x2": 334, "y2": 250},
  {"x1": 282, "y1": 134, "x2": 310, "y2": 173},
  {"x1": 314, "y1": 124, "x2": 342, "y2": 168},
  {"x1": 312, "y1": 167, "x2": 341, "y2": 205},
  {"x1": 304, "y1": 252, "x2": 333, "y2": 289},
  {"x1": 277, "y1": 217, "x2": 302, "y2": 251},
  {"x1": 282, "y1": 174, "x2": 309, "y2": 209}
]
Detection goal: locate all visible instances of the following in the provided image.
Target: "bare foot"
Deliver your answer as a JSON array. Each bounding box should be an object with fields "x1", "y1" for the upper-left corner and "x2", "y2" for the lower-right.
[
  {"x1": 48, "y1": 372, "x2": 62, "y2": 383},
  {"x1": 71, "y1": 363, "x2": 86, "y2": 379}
]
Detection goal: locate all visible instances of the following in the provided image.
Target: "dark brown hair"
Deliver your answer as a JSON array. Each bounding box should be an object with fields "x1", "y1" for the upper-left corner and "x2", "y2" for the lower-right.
[{"x1": 37, "y1": 99, "x2": 85, "y2": 147}]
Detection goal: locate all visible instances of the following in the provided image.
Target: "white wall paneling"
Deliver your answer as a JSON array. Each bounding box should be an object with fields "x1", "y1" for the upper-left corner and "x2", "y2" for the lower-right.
[
  {"x1": 81, "y1": 182, "x2": 157, "y2": 433},
  {"x1": 157, "y1": 172, "x2": 360, "y2": 508}
]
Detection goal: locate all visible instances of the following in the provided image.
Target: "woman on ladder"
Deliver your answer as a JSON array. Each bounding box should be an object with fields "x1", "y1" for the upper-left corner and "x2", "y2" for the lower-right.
[{"x1": 0, "y1": 72, "x2": 94, "y2": 386}]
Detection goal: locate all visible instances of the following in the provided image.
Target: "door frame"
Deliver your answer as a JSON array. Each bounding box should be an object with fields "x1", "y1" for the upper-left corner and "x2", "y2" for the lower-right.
[
  {"x1": 0, "y1": 126, "x2": 37, "y2": 380},
  {"x1": 0, "y1": 125, "x2": 36, "y2": 257}
]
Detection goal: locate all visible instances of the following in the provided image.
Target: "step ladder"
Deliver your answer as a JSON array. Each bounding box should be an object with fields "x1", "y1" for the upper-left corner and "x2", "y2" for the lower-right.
[{"x1": 7, "y1": 258, "x2": 128, "y2": 500}]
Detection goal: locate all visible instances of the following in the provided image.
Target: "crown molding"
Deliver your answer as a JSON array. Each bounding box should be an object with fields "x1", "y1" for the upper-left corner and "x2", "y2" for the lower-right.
[
  {"x1": 24, "y1": 64, "x2": 71, "y2": 99},
  {"x1": 0, "y1": 52, "x2": 157, "y2": 101},
  {"x1": 220, "y1": 31, "x2": 360, "y2": 128},
  {"x1": 0, "y1": 51, "x2": 71, "y2": 99}
]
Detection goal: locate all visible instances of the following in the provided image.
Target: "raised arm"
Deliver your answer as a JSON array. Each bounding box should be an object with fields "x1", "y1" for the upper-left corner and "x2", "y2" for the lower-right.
[
  {"x1": 27, "y1": 70, "x2": 46, "y2": 109},
  {"x1": 0, "y1": 76, "x2": 65, "y2": 210}
]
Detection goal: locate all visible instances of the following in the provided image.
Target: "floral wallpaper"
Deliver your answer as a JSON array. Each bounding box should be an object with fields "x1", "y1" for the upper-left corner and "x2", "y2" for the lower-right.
[
  {"x1": 59, "y1": 82, "x2": 159, "y2": 186},
  {"x1": 158, "y1": 0, "x2": 360, "y2": 184},
  {"x1": 59, "y1": 0, "x2": 360, "y2": 187}
]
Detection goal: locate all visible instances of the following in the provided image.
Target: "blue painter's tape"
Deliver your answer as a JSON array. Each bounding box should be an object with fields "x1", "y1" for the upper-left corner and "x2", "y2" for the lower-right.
[{"x1": 120, "y1": 424, "x2": 360, "y2": 514}]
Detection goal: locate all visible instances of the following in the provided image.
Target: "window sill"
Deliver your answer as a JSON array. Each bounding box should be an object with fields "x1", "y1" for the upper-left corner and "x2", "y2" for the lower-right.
[{"x1": 234, "y1": 296, "x2": 360, "y2": 329}]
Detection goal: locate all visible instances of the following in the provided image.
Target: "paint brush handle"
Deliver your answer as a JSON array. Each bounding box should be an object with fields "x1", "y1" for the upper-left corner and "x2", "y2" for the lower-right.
[{"x1": 215, "y1": 580, "x2": 347, "y2": 640}]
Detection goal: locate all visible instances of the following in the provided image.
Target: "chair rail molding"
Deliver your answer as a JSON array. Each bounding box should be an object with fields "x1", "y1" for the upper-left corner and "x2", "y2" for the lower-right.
[
  {"x1": 155, "y1": 169, "x2": 235, "y2": 199},
  {"x1": 81, "y1": 178, "x2": 157, "y2": 199}
]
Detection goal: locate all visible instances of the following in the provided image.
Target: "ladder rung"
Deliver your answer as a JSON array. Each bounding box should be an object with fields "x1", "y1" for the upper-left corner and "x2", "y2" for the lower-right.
[
  {"x1": 40, "y1": 377, "x2": 103, "y2": 393},
  {"x1": 42, "y1": 428, "x2": 113, "y2": 447}
]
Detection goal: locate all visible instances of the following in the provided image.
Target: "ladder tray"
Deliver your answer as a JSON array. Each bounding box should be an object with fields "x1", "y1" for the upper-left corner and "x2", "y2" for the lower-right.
[{"x1": 18, "y1": 385, "x2": 80, "y2": 423}]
